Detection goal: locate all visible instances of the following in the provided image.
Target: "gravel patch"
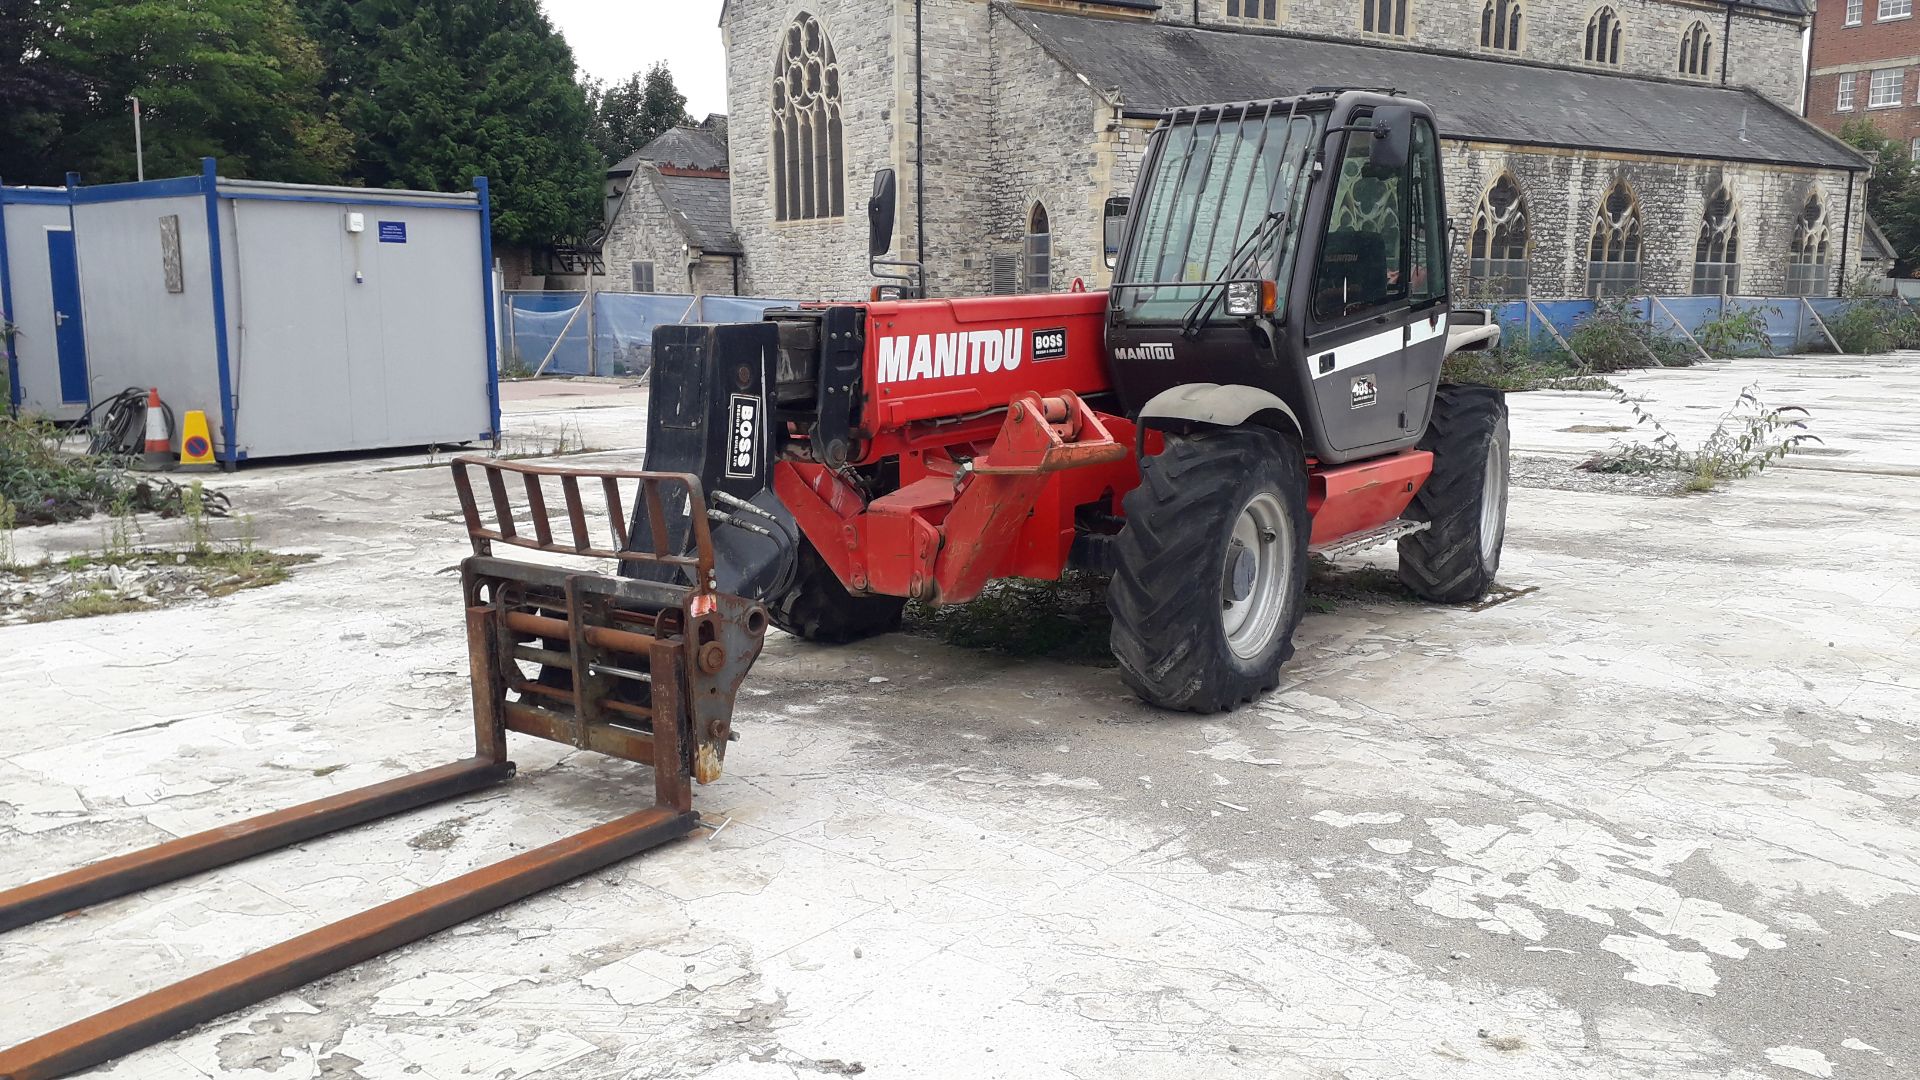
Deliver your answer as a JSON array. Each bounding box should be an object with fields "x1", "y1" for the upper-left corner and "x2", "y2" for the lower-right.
[{"x1": 1509, "y1": 452, "x2": 1686, "y2": 497}]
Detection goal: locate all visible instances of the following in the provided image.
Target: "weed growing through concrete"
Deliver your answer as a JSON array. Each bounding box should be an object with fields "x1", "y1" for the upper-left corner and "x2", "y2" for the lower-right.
[
  {"x1": 0, "y1": 496, "x2": 15, "y2": 570},
  {"x1": 183, "y1": 480, "x2": 213, "y2": 555},
  {"x1": 1580, "y1": 382, "x2": 1818, "y2": 491},
  {"x1": 3, "y1": 500, "x2": 308, "y2": 625}
]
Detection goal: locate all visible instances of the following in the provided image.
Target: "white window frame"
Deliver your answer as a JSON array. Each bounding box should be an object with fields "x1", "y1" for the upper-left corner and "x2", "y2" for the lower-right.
[
  {"x1": 1911, "y1": 137, "x2": 1920, "y2": 161},
  {"x1": 1880, "y1": 0, "x2": 1912, "y2": 21},
  {"x1": 1848, "y1": 0, "x2": 1865, "y2": 22},
  {"x1": 1838, "y1": 73, "x2": 1856, "y2": 111},
  {"x1": 631, "y1": 261, "x2": 655, "y2": 293},
  {"x1": 1869, "y1": 67, "x2": 1904, "y2": 108}
]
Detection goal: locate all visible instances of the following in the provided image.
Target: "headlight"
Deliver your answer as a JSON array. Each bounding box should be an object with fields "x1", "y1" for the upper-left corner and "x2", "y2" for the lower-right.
[{"x1": 1224, "y1": 280, "x2": 1260, "y2": 317}]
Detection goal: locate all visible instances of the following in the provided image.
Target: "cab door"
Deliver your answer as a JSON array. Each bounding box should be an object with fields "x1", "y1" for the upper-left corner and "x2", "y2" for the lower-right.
[{"x1": 1300, "y1": 111, "x2": 1446, "y2": 456}]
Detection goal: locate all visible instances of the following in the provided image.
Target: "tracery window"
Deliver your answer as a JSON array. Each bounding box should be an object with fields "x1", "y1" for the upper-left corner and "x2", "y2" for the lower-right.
[{"x1": 771, "y1": 12, "x2": 843, "y2": 221}]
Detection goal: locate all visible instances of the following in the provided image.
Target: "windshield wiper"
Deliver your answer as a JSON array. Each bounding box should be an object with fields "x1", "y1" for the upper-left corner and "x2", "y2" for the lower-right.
[{"x1": 1178, "y1": 210, "x2": 1287, "y2": 339}]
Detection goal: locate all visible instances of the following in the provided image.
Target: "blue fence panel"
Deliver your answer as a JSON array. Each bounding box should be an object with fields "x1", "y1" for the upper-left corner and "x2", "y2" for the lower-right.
[
  {"x1": 504, "y1": 291, "x2": 806, "y2": 378},
  {"x1": 593, "y1": 293, "x2": 700, "y2": 376},
  {"x1": 697, "y1": 295, "x2": 798, "y2": 323},
  {"x1": 506, "y1": 293, "x2": 589, "y2": 374}
]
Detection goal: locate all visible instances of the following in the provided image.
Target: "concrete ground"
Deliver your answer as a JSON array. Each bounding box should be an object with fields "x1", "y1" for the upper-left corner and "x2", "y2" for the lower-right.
[{"x1": 2, "y1": 356, "x2": 1916, "y2": 1080}]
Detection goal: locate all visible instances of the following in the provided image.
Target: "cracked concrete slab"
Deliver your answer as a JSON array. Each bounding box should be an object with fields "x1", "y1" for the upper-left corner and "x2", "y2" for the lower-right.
[{"x1": 3, "y1": 360, "x2": 1917, "y2": 1078}]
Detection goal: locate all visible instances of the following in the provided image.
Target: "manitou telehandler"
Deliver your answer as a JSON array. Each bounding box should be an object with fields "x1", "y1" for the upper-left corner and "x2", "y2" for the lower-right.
[
  {"x1": 663, "y1": 87, "x2": 1509, "y2": 710},
  {"x1": 0, "y1": 90, "x2": 1505, "y2": 1079}
]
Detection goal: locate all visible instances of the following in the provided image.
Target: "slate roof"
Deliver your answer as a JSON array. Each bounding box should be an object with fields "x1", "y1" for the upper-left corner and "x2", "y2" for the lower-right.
[
  {"x1": 609, "y1": 125, "x2": 730, "y2": 177},
  {"x1": 1005, "y1": 6, "x2": 1859, "y2": 171},
  {"x1": 648, "y1": 167, "x2": 742, "y2": 255}
]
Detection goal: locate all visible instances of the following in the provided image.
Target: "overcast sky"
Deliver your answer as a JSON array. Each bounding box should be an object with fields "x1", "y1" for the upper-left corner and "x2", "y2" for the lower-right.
[{"x1": 545, "y1": 1, "x2": 731, "y2": 117}]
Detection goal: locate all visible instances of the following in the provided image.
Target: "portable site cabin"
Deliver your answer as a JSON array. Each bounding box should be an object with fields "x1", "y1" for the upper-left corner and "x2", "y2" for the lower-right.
[
  {"x1": 4, "y1": 159, "x2": 500, "y2": 463},
  {"x1": 0, "y1": 186, "x2": 88, "y2": 422}
]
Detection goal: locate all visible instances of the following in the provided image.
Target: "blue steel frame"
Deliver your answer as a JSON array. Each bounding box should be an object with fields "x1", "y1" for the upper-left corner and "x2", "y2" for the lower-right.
[
  {"x1": 476, "y1": 176, "x2": 501, "y2": 441},
  {"x1": 199, "y1": 159, "x2": 242, "y2": 464},
  {"x1": 0, "y1": 183, "x2": 15, "y2": 413}
]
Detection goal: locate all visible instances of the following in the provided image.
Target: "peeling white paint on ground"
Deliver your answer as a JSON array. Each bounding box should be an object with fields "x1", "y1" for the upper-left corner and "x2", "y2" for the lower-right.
[{"x1": 1764, "y1": 1045, "x2": 1834, "y2": 1077}]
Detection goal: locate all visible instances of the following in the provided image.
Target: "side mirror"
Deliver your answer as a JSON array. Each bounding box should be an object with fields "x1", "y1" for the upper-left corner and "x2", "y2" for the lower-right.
[
  {"x1": 868, "y1": 169, "x2": 897, "y2": 258},
  {"x1": 1367, "y1": 105, "x2": 1413, "y2": 174}
]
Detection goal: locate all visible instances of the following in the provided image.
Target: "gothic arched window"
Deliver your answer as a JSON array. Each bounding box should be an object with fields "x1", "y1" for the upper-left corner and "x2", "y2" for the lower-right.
[
  {"x1": 1588, "y1": 180, "x2": 1642, "y2": 297},
  {"x1": 771, "y1": 12, "x2": 843, "y2": 222},
  {"x1": 1585, "y1": 7, "x2": 1622, "y2": 65},
  {"x1": 1692, "y1": 186, "x2": 1739, "y2": 295},
  {"x1": 1470, "y1": 174, "x2": 1529, "y2": 297},
  {"x1": 1481, "y1": 0, "x2": 1523, "y2": 51},
  {"x1": 1787, "y1": 195, "x2": 1832, "y2": 297},
  {"x1": 1678, "y1": 22, "x2": 1713, "y2": 77},
  {"x1": 1025, "y1": 203, "x2": 1051, "y2": 292}
]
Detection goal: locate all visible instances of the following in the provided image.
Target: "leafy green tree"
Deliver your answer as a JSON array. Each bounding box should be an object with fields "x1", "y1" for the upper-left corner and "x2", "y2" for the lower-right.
[
  {"x1": 1839, "y1": 117, "x2": 1920, "y2": 276},
  {"x1": 295, "y1": 0, "x2": 601, "y2": 246},
  {"x1": 587, "y1": 62, "x2": 694, "y2": 165},
  {"x1": 0, "y1": 0, "x2": 348, "y2": 186}
]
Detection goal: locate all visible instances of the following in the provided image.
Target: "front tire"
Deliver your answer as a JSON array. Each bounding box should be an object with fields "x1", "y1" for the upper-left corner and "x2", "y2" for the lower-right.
[
  {"x1": 767, "y1": 537, "x2": 906, "y2": 644},
  {"x1": 1108, "y1": 426, "x2": 1310, "y2": 712},
  {"x1": 1398, "y1": 384, "x2": 1510, "y2": 603}
]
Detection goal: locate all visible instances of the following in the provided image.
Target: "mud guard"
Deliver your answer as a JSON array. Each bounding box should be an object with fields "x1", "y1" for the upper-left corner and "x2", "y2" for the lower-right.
[{"x1": 628, "y1": 322, "x2": 797, "y2": 602}]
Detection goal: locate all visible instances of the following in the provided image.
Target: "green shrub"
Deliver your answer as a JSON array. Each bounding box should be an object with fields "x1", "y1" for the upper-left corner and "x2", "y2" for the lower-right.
[
  {"x1": 1693, "y1": 305, "x2": 1777, "y2": 358},
  {"x1": 1565, "y1": 296, "x2": 1697, "y2": 372},
  {"x1": 1823, "y1": 300, "x2": 1920, "y2": 354},
  {"x1": 1442, "y1": 336, "x2": 1614, "y2": 392}
]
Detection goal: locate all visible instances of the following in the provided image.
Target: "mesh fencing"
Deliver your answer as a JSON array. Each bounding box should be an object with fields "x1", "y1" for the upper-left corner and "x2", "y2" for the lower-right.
[{"x1": 502, "y1": 292, "x2": 800, "y2": 377}]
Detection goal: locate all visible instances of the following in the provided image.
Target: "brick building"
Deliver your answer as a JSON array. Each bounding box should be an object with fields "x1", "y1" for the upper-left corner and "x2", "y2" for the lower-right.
[
  {"x1": 600, "y1": 116, "x2": 746, "y2": 295},
  {"x1": 717, "y1": 0, "x2": 1866, "y2": 301},
  {"x1": 1806, "y1": 0, "x2": 1920, "y2": 158}
]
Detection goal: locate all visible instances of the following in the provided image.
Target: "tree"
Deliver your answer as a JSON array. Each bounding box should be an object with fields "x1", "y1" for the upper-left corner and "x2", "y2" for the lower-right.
[
  {"x1": 587, "y1": 62, "x2": 693, "y2": 166},
  {"x1": 0, "y1": 0, "x2": 348, "y2": 186},
  {"x1": 294, "y1": 0, "x2": 602, "y2": 247},
  {"x1": 1839, "y1": 117, "x2": 1920, "y2": 276}
]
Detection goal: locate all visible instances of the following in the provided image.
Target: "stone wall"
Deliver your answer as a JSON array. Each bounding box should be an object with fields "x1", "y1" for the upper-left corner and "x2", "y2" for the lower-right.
[
  {"x1": 725, "y1": 0, "x2": 901, "y2": 301},
  {"x1": 601, "y1": 169, "x2": 700, "y2": 294},
  {"x1": 722, "y1": 0, "x2": 1843, "y2": 304},
  {"x1": 1184, "y1": 0, "x2": 1805, "y2": 109},
  {"x1": 1445, "y1": 143, "x2": 1865, "y2": 298}
]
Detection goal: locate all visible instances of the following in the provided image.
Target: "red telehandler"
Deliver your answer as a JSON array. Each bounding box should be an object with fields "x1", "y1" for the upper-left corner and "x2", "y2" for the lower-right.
[
  {"x1": 0, "y1": 90, "x2": 1506, "y2": 1080},
  {"x1": 663, "y1": 87, "x2": 1508, "y2": 710}
]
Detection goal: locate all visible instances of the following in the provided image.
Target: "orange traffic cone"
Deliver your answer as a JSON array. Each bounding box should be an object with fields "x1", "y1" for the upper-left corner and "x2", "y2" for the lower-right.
[{"x1": 138, "y1": 388, "x2": 172, "y2": 471}]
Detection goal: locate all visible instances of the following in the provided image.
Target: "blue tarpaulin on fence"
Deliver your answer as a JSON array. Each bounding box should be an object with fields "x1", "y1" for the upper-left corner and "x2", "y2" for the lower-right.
[
  {"x1": 503, "y1": 292, "x2": 800, "y2": 376},
  {"x1": 1478, "y1": 296, "x2": 1915, "y2": 355}
]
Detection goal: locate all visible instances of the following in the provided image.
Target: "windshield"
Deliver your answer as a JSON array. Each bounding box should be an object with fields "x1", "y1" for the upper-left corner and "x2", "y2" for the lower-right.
[{"x1": 1113, "y1": 108, "x2": 1321, "y2": 323}]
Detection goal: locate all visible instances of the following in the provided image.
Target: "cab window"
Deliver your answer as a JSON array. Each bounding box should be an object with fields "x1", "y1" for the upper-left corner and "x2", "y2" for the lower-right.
[
  {"x1": 1312, "y1": 115, "x2": 1410, "y2": 322},
  {"x1": 1407, "y1": 117, "x2": 1447, "y2": 306}
]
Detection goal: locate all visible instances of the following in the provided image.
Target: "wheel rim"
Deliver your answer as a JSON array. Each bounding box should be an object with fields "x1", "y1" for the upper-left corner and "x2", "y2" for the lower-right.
[
  {"x1": 1479, "y1": 430, "x2": 1510, "y2": 564},
  {"x1": 1221, "y1": 491, "x2": 1293, "y2": 660}
]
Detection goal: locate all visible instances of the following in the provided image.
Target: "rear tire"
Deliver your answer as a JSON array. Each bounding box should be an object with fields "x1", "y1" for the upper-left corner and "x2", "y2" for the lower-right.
[
  {"x1": 767, "y1": 537, "x2": 906, "y2": 644},
  {"x1": 1108, "y1": 426, "x2": 1310, "y2": 712},
  {"x1": 1398, "y1": 384, "x2": 1510, "y2": 603}
]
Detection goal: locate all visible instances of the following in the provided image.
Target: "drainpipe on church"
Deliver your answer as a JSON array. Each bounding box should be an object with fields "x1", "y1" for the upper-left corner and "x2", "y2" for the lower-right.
[
  {"x1": 1840, "y1": 170, "x2": 1856, "y2": 294},
  {"x1": 915, "y1": 0, "x2": 926, "y2": 276}
]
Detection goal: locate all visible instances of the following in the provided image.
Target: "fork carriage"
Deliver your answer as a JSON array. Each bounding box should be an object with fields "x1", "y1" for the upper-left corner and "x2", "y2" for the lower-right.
[{"x1": 0, "y1": 456, "x2": 767, "y2": 1080}]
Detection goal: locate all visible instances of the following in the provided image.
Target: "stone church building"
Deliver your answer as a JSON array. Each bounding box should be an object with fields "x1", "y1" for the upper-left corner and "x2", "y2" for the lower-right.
[{"x1": 708, "y1": 0, "x2": 1865, "y2": 302}]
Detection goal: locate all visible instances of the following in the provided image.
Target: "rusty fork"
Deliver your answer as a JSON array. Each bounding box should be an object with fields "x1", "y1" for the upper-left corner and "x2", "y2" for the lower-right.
[{"x1": 0, "y1": 456, "x2": 767, "y2": 1080}]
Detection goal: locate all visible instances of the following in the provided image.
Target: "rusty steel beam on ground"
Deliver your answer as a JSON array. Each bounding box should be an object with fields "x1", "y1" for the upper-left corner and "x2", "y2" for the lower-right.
[
  {"x1": 0, "y1": 805, "x2": 699, "y2": 1080},
  {"x1": 0, "y1": 757, "x2": 515, "y2": 936}
]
